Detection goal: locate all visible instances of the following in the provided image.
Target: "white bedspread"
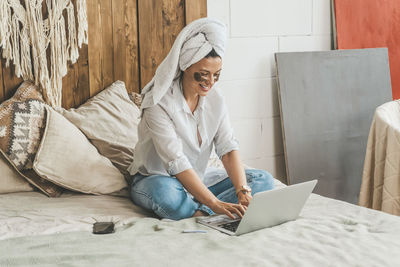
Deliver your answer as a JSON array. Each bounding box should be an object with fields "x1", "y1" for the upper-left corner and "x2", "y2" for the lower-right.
[
  {"x1": 1, "y1": 179, "x2": 400, "y2": 266},
  {"x1": 0, "y1": 191, "x2": 152, "y2": 240}
]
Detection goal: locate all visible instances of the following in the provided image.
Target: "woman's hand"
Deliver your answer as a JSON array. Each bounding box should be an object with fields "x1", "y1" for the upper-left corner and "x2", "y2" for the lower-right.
[
  {"x1": 237, "y1": 191, "x2": 252, "y2": 207},
  {"x1": 209, "y1": 200, "x2": 246, "y2": 219}
]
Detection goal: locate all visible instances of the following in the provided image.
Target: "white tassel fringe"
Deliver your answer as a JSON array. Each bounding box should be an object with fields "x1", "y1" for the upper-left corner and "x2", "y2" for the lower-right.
[{"x1": 0, "y1": 0, "x2": 88, "y2": 107}]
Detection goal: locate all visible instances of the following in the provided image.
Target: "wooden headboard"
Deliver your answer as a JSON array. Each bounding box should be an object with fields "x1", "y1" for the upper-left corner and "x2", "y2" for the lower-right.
[{"x1": 0, "y1": 0, "x2": 207, "y2": 109}]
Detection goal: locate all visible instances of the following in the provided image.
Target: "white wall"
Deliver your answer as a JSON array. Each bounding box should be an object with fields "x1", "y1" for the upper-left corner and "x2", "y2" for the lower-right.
[{"x1": 208, "y1": 0, "x2": 332, "y2": 183}]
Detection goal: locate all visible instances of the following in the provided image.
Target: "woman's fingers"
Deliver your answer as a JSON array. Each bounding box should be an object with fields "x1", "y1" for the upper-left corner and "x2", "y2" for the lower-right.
[
  {"x1": 234, "y1": 207, "x2": 244, "y2": 218},
  {"x1": 223, "y1": 208, "x2": 235, "y2": 219},
  {"x1": 228, "y1": 206, "x2": 241, "y2": 218},
  {"x1": 236, "y1": 204, "x2": 246, "y2": 214},
  {"x1": 236, "y1": 204, "x2": 247, "y2": 215},
  {"x1": 227, "y1": 204, "x2": 245, "y2": 218},
  {"x1": 238, "y1": 194, "x2": 252, "y2": 207},
  {"x1": 212, "y1": 201, "x2": 248, "y2": 219}
]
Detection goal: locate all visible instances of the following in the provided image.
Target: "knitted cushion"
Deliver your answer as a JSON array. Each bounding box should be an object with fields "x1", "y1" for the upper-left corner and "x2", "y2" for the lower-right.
[
  {"x1": 0, "y1": 82, "x2": 63, "y2": 197},
  {"x1": 0, "y1": 99, "x2": 46, "y2": 170}
]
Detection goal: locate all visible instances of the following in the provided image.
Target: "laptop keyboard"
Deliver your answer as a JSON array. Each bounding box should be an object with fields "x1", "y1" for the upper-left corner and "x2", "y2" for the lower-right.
[{"x1": 219, "y1": 220, "x2": 241, "y2": 232}]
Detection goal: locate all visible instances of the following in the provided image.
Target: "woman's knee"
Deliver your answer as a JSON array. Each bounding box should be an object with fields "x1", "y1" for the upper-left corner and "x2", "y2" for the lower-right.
[
  {"x1": 245, "y1": 169, "x2": 275, "y2": 193},
  {"x1": 131, "y1": 176, "x2": 197, "y2": 220},
  {"x1": 152, "y1": 182, "x2": 197, "y2": 220}
]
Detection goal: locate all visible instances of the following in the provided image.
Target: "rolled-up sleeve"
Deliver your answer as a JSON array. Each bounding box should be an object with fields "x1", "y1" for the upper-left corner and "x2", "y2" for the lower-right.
[
  {"x1": 213, "y1": 106, "x2": 239, "y2": 158},
  {"x1": 143, "y1": 105, "x2": 192, "y2": 175}
]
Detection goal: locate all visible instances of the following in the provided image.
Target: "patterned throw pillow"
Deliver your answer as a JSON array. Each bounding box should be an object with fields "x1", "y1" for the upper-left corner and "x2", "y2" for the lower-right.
[
  {"x1": 0, "y1": 99, "x2": 46, "y2": 169},
  {"x1": 0, "y1": 81, "x2": 63, "y2": 197}
]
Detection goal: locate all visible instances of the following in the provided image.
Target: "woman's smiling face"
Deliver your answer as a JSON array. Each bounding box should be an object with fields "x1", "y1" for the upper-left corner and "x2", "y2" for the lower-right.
[{"x1": 183, "y1": 56, "x2": 222, "y2": 97}]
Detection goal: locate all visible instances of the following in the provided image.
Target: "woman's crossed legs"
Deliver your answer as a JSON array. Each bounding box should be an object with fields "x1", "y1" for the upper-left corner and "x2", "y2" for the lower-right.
[{"x1": 130, "y1": 169, "x2": 275, "y2": 220}]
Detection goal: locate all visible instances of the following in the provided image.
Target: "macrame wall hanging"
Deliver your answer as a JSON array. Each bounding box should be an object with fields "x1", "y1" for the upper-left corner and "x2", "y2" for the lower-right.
[{"x1": 0, "y1": 0, "x2": 88, "y2": 107}]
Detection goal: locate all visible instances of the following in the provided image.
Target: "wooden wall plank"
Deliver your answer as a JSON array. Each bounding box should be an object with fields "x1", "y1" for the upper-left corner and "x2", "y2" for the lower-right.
[
  {"x1": 62, "y1": 45, "x2": 90, "y2": 109},
  {"x1": 185, "y1": 0, "x2": 207, "y2": 24},
  {"x1": 0, "y1": 58, "x2": 4, "y2": 103},
  {"x1": 138, "y1": 0, "x2": 185, "y2": 88},
  {"x1": 73, "y1": 46, "x2": 90, "y2": 106},
  {"x1": 62, "y1": 0, "x2": 90, "y2": 109},
  {"x1": 87, "y1": 0, "x2": 114, "y2": 98},
  {"x1": 1, "y1": 59, "x2": 23, "y2": 100},
  {"x1": 112, "y1": 0, "x2": 140, "y2": 94},
  {"x1": 86, "y1": 0, "x2": 101, "y2": 97},
  {"x1": 100, "y1": 0, "x2": 114, "y2": 90},
  {"x1": 62, "y1": 65, "x2": 75, "y2": 109}
]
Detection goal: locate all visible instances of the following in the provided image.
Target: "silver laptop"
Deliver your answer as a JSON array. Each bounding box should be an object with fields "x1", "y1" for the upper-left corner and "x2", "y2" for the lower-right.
[{"x1": 197, "y1": 180, "x2": 317, "y2": 236}]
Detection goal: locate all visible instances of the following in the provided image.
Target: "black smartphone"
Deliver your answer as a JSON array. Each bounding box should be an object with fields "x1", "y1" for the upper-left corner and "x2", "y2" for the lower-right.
[{"x1": 93, "y1": 222, "x2": 115, "y2": 234}]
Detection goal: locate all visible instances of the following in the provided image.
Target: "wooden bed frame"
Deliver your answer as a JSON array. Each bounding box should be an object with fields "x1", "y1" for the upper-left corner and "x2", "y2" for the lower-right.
[{"x1": 0, "y1": 0, "x2": 206, "y2": 109}]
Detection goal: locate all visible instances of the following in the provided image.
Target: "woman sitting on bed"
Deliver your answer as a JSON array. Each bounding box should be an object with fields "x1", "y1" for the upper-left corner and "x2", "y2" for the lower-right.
[{"x1": 127, "y1": 18, "x2": 275, "y2": 220}]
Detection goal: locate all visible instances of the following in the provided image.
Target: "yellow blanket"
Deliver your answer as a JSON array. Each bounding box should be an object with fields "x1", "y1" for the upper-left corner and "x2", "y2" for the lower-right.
[{"x1": 359, "y1": 100, "x2": 400, "y2": 215}]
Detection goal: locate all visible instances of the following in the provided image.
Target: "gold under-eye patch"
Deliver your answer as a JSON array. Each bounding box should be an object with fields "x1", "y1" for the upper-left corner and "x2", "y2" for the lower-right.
[{"x1": 194, "y1": 72, "x2": 206, "y2": 82}]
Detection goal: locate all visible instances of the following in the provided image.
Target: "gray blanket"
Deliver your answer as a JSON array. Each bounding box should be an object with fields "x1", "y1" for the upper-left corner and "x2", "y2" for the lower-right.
[{"x1": 2, "y1": 194, "x2": 400, "y2": 267}]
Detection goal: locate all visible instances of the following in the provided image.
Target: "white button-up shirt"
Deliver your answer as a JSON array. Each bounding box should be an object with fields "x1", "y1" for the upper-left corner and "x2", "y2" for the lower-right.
[{"x1": 127, "y1": 78, "x2": 239, "y2": 187}]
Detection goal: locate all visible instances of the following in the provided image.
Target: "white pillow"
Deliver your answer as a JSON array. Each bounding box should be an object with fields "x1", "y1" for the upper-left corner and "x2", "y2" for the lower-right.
[
  {"x1": 58, "y1": 81, "x2": 140, "y2": 176},
  {"x1": 33, "y1": 107, "x2": 127, "y2": 195}
]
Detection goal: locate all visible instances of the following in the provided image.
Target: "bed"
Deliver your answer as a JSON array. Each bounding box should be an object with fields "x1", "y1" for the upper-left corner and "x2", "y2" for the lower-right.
[{"x1": 2, "y1": 178, "x2": 400, "y2": 266}]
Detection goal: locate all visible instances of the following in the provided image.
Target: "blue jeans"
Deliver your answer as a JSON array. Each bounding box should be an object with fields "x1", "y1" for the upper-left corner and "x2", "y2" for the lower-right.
[{"x1": 130, "y1": 169, "x2": 275, "y2": 220}]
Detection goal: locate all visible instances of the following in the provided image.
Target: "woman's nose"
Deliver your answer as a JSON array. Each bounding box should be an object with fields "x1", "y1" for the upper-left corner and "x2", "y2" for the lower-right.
[{"x1": 209, "y1": 75, "x2": 215, "y2": 86}]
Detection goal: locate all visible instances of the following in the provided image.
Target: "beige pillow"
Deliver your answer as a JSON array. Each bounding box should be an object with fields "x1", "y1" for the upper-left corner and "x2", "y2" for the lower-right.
[
  {"x1": 58, "y1": 81, "x2": 140, "y2": 176},
  {"x1": 0, "y1": 150, "x2": 33, "y2": 194},
  {"x1": 33, "y1": 107, "x2": 127, "y2": 195}
]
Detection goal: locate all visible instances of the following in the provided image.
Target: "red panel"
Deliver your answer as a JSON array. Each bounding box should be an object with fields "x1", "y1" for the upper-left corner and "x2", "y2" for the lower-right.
[{"x1": 335, "y1": 0, "x2": 400, "y2": 99}]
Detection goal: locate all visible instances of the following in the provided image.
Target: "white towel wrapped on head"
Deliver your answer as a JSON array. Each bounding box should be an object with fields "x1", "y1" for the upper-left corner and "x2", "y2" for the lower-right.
[{"x1": 140, "y1": 18, "x2": 227, "y2": 110}]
